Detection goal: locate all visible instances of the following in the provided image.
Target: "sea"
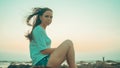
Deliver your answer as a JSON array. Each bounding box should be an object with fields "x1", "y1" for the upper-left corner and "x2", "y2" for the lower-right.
[{"x1": 0, "y1": 62, "x2": 10, "y2": 68}]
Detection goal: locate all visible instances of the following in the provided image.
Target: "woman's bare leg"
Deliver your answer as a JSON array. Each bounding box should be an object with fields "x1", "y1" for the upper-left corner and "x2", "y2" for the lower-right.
[
  {"x1": 66, "y1": 40, "x2": 76, "y2": 68},
  {"x1": 47, "y1": 39, "x2": 76, "y2": 68}
]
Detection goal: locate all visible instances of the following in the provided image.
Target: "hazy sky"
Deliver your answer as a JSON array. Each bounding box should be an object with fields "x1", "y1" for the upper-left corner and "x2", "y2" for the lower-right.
[{"x1": 0, "y1": 0, "x2": 120, "y2": 62}]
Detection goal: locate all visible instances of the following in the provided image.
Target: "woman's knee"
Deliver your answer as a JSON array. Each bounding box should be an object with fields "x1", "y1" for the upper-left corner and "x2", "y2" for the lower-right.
[
  {"x1": 59, "y1": 39, "x2": 73, "y2": 50},
  {"x1": 64, "y1": 39, "x2": 73, "y2": 46}
]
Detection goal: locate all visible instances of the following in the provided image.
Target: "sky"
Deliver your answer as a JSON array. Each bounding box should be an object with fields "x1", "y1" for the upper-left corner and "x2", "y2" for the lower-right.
[{"x1": 0, "y1": 0, "x2": 120, "y2": 62}]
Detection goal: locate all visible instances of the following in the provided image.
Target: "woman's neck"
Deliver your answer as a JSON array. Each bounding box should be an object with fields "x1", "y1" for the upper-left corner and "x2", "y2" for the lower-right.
[{"x1": 40, "y1": 24, "x2": 46, "y2": 30}]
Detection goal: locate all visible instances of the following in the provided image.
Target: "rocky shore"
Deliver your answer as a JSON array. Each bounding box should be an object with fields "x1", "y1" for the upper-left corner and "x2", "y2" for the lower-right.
[{"x1": 7, "y1": 60, "x2": 120, "y2": 68}]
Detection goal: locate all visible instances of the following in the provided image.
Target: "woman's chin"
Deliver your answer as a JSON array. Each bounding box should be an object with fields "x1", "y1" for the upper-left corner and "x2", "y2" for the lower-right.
[{"x1": 47, "y1": 23, "x2": 51, "y2": 26}]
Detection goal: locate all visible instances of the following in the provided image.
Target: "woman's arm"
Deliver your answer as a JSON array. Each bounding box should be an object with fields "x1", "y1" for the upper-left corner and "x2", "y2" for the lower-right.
[{"x1": 41, "y1": 48, "x2": 56, "y2": 54}]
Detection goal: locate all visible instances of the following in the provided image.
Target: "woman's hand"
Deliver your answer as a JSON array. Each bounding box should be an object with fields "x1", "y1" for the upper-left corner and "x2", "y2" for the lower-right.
[{"x1": 41, "y1": 48, "x2": 56, "y2": 54}]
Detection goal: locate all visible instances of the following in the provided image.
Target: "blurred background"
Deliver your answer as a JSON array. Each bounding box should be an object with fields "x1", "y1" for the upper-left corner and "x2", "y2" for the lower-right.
[{"x1": 0, "y1": 0, "x2": 120, "y2": 63}]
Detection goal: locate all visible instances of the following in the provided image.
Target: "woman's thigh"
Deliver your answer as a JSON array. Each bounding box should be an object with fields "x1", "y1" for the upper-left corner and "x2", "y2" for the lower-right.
[{"x1": 47, "y1": 40, "x2": 73, "y2": 67}]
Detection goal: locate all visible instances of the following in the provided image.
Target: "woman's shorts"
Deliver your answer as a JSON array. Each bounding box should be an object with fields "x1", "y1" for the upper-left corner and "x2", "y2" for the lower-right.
[{"x1": 35, "y1": 55, "x2": 50, "y2": 67}]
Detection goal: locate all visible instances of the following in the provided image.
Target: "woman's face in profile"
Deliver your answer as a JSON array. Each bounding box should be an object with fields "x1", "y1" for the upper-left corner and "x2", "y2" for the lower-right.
[{"x1": 40, "y1": 10, "x2": 53, "y2": 26}]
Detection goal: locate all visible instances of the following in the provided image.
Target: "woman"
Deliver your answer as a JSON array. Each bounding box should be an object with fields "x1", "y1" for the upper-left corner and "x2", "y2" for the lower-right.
[{"x1": 25, "y1": 7, "x2": 77, "y2": 68}]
